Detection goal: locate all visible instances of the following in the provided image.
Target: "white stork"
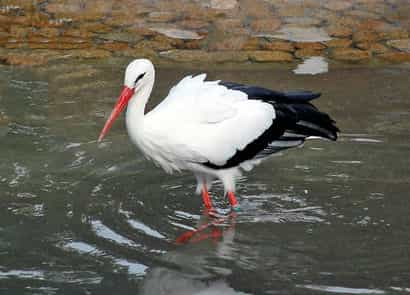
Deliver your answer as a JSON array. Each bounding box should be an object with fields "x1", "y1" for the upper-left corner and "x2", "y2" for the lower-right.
[{"x1": 98, "y1": 59, "x2": 339, "y2": 211}]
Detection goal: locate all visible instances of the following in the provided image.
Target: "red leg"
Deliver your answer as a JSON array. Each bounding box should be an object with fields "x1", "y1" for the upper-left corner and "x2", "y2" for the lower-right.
[
  {"x1": 227, "y1": 191, "x2": 240, "y2": 211},
  {"x1": 202, "y1": 186, "x2": 212, "y2": 209}
]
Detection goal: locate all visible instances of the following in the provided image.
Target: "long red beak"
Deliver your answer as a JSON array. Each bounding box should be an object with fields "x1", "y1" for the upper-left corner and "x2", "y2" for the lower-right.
[{"x1": 98, "y1": 86, "x2": 134, "y2": 142}]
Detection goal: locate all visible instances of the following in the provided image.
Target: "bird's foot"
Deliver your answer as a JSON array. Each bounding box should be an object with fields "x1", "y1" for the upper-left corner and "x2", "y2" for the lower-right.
[
  {"x1": 202, "y1": 188, "x2": 213, "y2": 209},
  {"x1": 231, "y1": 204, "x2": 241, "y2": 212},
  {"x1": 227, "y1": 191, "x2": 240, "y2": 212}
]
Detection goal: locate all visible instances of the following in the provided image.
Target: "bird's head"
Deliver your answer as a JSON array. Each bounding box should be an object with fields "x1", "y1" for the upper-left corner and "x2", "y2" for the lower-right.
[{"x1": 98, "y1": 59, "x2": 154, "y2": 142}]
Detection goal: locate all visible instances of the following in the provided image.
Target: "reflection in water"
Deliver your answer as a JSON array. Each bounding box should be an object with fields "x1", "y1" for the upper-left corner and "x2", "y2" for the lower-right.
[
  {"x1": 293, "y1": 56, "x2": 328, "y2": 75},
  {"x1": 1, "y1": 62, "x2": 410, "y2": 294},
  {"x1": 175, "y1": 211, "x2": 237, "y2": 245},
  {"x1": 141, "y1": 211, "x2": 247, "y2": 295},
  {"x1": 140, "y1": 274, "x2": 250, "y2": 295}
]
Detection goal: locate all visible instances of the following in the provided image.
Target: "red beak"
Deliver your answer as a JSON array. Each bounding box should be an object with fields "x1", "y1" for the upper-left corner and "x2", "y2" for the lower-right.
[{"x1": 98, "y1": 86, "x2": 134, "y2": 142}]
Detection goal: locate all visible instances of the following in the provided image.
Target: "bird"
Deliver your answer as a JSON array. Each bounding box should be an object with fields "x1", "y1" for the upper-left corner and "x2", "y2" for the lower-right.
[{"x1": 98, "y1": 59, "x2": 339, "y2": 212}]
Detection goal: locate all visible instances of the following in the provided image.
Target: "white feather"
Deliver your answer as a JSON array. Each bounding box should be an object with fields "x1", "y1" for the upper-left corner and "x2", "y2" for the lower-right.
[
  {"x1": 122, "y1": 60, "x2": 277, "y2": 194},
  {"x1": 143, "y1": 74, "x2": 275, "y2": 170}
]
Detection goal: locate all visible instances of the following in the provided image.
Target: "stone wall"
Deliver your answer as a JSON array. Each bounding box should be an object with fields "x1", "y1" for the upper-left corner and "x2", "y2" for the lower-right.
[{"x1": 0, "y1": 0, "x2": 409, "y2": 66}]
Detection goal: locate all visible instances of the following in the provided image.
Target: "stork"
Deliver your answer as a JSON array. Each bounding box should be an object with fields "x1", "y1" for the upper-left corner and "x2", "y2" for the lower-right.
[{"x1": 98, "y1": 59, "x2": 339, "y2": 211}]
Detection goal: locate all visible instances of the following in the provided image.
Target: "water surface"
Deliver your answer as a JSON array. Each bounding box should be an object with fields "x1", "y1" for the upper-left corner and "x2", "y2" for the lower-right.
[{"x1": 0, "y1": 60, "x2": 410, "y2": 294}]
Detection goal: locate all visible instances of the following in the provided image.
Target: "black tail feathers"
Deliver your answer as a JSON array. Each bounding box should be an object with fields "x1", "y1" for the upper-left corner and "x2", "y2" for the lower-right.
[
  {"x1": 274, "y1": 102, "x2": 339, "y2": 141},
  {"x1": 218, "y1": 80, "x2": 339, "y2": 141}
]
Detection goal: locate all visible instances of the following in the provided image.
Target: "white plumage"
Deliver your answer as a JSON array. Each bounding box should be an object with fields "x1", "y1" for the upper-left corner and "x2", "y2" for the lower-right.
[
  {"x1": 99, "y1": 59, "x2": 339, "y2": 211},
  {"x1": 144, "y1": 74, "x2": 275, "y2": 169}
]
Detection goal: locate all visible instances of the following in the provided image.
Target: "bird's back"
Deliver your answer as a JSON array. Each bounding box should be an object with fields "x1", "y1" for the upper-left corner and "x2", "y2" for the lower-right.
[{"x1": 143, "y1": 75, "x2": 339, "y2": 172}]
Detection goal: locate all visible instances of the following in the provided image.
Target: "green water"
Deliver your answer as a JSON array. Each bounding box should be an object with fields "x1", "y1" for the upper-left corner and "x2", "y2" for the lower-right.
[{"x1": 0, "y1": 60, "x2": 410, "y2": 295}]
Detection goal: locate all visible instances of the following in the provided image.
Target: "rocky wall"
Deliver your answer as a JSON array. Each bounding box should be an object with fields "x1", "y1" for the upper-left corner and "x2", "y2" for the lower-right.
[{"x1": 0, "y1": 0, "x2": 409, "y2": 66}]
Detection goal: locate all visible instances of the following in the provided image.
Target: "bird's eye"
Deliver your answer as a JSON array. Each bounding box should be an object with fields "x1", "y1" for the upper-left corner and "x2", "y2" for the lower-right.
[{"x1": 135, "y1": 73, "x2": 146, "y2": 84}]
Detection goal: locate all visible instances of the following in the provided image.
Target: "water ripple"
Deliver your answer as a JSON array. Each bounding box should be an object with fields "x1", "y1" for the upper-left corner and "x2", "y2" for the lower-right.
[
  {"x1": 127, "y1": 219, "x2": 167, "y2": 240},
  {"x1": 9, "y1": 79, "x2": 48, "y2": 91},
  {"x1": 8, "y1": 203, "x2": 45, "y2": 217},
  {"x1": 62, "y1": 240, "x2": 148, "y2": 277},
  {"x1": 91, "y1": 220, "x2": 141, "y2": 248},
  {"x1": 297, "y1": 284, "x2": 385, "y2": 294},
  {"x1": 8, "y1": 123, "x2": 48, "y2": 137},
  {"x1": 0, "y1": 269, "x2": 102, "y2": 285},
  {"x1": 350, "y1": 138, "x2": 383, "y2": 143},
  {"x1": 9, "y1": 162, "x2": 30, "y2": 187}
]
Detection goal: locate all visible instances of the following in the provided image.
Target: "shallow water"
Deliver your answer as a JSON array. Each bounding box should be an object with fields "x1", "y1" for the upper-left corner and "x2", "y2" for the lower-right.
[{"x1": 1, "y1": 60, "x2": 410, "y2": 295}]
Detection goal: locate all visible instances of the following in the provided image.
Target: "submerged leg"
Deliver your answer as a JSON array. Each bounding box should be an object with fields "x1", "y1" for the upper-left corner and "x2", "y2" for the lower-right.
[
  {"x1": 227, "y1": 191, "x2": 240, "y2": 211},
  {"x1": 202, "y1": 185, "x2": 213, "y2": 209},
  {"x1": 219, "y1": 169, "x2": 241, "y2": 211}
]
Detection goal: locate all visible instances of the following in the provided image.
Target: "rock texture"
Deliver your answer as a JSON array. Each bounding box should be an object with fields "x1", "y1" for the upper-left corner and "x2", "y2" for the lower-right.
[
  {"x1": 0, "y1": 0, "x2": 409, "y2": 66},
  {"x1": 332, "y1": 48, "x2": 371, "y2": 62},
  {"x1": 386, "y1": 39, "x2": 410, "y2": 52}
]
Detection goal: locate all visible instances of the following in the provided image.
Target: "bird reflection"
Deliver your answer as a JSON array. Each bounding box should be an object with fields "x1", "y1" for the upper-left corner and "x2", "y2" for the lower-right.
[
  {"x1": 175, "y1": 209, "x2": 237, "y2": 246},
  {"x1": 139, "y1": 210, "x2": 243, "y2": 294}
]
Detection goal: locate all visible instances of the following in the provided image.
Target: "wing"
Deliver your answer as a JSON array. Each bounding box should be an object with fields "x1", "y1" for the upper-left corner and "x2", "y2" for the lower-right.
[
  {"x1": 201, "y1": 81, "x2": 339, "y2": 170},
  {"x1": 144, "y1": 74, "x2": 276, "y2": 167},
  {"x1": 219, "y1": 81, "x2": 322, "y2": 102},
  {"x1": 144, "y1": 76, "x2": 338, "y2": 171},
  {"x1": 148, "y1": 74, "x2": 246, "y2": 124}
]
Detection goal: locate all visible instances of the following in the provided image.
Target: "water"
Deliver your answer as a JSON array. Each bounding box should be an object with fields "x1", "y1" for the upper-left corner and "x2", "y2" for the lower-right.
[{"x1": 0, "y1": 60, "x2": 410, "y2": 295}]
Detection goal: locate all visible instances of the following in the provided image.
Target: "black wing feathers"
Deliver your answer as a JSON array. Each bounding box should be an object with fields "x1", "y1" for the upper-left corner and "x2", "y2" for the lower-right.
[
  {"x1": 202, "y1": 81, "x2": 339, "y2": 170},
  {"x1": 282, "y1": 91, "x2": 321, "y2": 102},
  {"x1": 219, "y1": 81, "x2": 321, "y2": 102},
  {"x1": 220, "y1": 81, "x2": 338, "y2": 140},
  {"x1": 284, "y1": 103, "x2": 339, "y2": 140}
]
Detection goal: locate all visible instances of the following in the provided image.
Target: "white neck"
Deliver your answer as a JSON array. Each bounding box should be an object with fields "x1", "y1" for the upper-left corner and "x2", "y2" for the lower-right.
[{"x1": 125, "y1": 76, "x2": 155, "y2": 143}]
